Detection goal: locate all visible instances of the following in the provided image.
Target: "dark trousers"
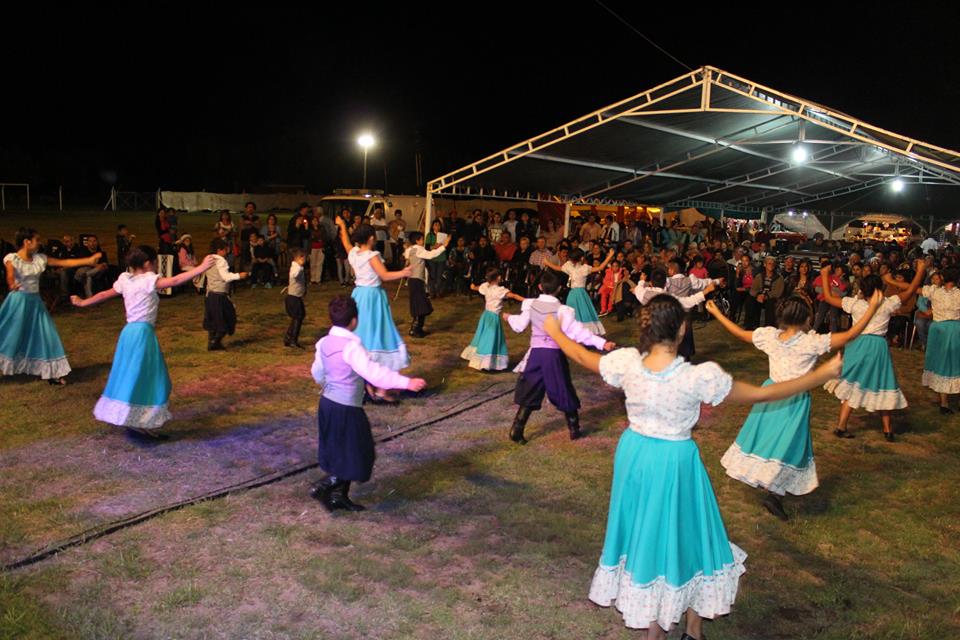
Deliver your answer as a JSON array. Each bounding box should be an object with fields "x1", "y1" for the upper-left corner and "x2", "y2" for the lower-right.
[
  {"x1": 285, "y1": 295, "x2": 306, "y2": 343},
  {"x1": 251, "y1": 262, "x2": 273, "y2": 284},
  {"x1": 514, "y1": 348, "x2": 580, "y2": 413}
]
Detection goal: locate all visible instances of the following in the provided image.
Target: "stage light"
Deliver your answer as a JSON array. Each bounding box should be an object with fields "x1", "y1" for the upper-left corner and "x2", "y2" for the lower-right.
[
  {"x1": 357, "y1": 133, "x2": 375, "y2": 149},
  {"x1": 791, "y1": 144, "x2": 808, "y2": 163},
  {"x1": 891, "y1": 178, "x2": 905, "y2": 192}
]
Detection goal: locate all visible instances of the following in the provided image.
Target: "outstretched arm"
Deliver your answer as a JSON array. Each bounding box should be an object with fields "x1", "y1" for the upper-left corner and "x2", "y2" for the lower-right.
[
  {"x1": 590, "y1": 249, "x2": 615, "y2": 274},
  {"x1": 335, "y1": 218, "x2": 353, "y2": 254},
  {"x1": 897, "y1": 260, "x2": 926, "y2": 303},
  {"x1": 830, "y1": 289, "x2": 883, "y2": 349},
  {"x1": 819, "y1": 266, "x2": 844, "y2": 309},
  {"x1": 506, "y1": 292, "x2": 525, "y2": 302},
  {"x1": 541, "y1": 258, "x2": 563, "y2": 272},
  {"x1": 705, "y1": 299, "x2": 753, "y2": 343},
  {"x1": 71, "y1": 288, "x2": 120, "y2": 308},
  {"x1": 48, "y1": 253, "x2": 102, "y2": 268},
  {"x1": 370, "y1": 254, "x2": 412, "y2": 282},
  {"x1": 723, "y1": 354, "x2": 843, "y2": 405},
  {"x1": 157, "y1": 255, "x2": 216, "y2": 290}
]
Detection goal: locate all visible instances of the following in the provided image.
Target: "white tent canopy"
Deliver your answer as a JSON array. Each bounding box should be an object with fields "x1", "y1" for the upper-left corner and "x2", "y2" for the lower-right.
[{"x1": 425, "y1": 66, "x2": 960, "y2": 236}]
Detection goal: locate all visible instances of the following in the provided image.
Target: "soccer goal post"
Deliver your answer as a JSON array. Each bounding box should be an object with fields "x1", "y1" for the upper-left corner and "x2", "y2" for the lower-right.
[{"x1": 0, "y1": 183, "x2": 30, "y2": 210}]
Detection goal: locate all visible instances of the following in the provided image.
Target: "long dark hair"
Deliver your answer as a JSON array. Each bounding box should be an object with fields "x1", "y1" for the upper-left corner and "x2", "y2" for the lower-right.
[
  {"x1": 777, "y1": 293, "x2": 814, "y2": 329},
  {"x1": 637, "y1": 294, "x2": 685, "y2": 353},
  {"x1": 15, "y1": 227, "x2": 38, "y2": 248}
]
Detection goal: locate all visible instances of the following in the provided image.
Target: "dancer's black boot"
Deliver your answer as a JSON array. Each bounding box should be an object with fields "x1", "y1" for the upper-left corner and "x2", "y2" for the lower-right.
[
  {"x1": 285, "y1": 318, "x2": 304, "y2": 348},
  {"x1": 331, "y1": 480, "x2": 366, "y2": 511},
  {"x1": 309, "y1": 475, "x2": 341, "y2": 511},
  {"x1": 510, "y1": 406, "x2": 533, "y2": 445},
  {"x1": 564, "y1": 411, "x2": 583, "y2": 440}
]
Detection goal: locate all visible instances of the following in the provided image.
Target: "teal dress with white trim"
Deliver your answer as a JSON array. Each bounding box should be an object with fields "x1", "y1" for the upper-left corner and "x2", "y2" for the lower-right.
[
  {"x1": 562, "y1": 262, "x2": 604, "y2": 335},
  {"x1": 348, "y1": 246, "x2": 409, "y2": 371},
  {"x1": 721, "y1": 327, "x2": 831, "y2": 496},
  {"x1": 0, "y1": 253, "x2": 71, "y2": 379},
  {"x1": 920, "y1": 285, "x2": 960, "y2": 394},
  {"x1": 591, "y1": 349, "x2": 744, "y2": 632}
]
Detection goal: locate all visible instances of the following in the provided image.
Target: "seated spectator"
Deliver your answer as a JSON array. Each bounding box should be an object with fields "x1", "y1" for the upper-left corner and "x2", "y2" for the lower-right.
[
  {"x1": 494, "y1": 231, "x2": 517, "y2": 263},
  {"x1": 249, "y1": 231, "x2": 275, "y2": 288},
  {"x1": 748, "y1": 256, "x2": 784, "y2": 328},
  {"x1": 75, "y1": 235, "x2": 110, "y2": 298}
]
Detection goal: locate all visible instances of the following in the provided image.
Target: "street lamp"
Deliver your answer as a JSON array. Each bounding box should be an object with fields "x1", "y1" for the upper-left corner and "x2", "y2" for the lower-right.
[{"x1": 357, "y1": 133, "x2": 375, "y2": 189}]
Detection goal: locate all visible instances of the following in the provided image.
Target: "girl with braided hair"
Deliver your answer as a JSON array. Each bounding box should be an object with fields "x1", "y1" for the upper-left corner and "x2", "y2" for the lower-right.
[
  {"x1": 543, "y1": 294, "x2": 842, "y2": 639},
  {"x1": 705, "y1": 290, "x2": 882, "y2": 520}
]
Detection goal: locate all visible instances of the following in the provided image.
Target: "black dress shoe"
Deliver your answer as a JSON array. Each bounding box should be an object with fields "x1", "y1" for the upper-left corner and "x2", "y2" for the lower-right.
[
  {"x1": 940, "y1": 406, "x2": 954, "y2": 415},
  {"x1": 680, "y1": 633, "x2": 705, "y2": 640},
  {"x1": 310, "y1": 477, "x2": 344, "y2": 512},
  {"x1": 509, "y1": 407, "x2": 532, "y2": 445},
  {"x1": 833, "y1": 428, "x2": 854, "y2": 439},
  {"x1": 883, "y1": 431, "x2": 896, "y2": 442},
  {"x1": 761, "y1": 492, "x2": 789, "y2": 521}
]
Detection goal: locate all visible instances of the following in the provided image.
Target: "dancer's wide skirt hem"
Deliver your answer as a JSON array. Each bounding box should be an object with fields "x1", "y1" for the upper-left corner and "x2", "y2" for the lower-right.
[
  {"x1": 94, "y1": 396, "x2": 172, "y2": 429},
  {"x1": 923, "y1": 320, "x2": 960, "y2": 393},
  {"x1": 588, "y1": 545, "x2": 747, "y2": 631},
  {"x1": 0, "y1": 291, "x2": 71, "y2": 379},
  {"x1": 566, "y1": 287, "x2": 605, "y2": 336},
  {"x1": 721, "y1": 443, "x2": 818, "y2": 496}
]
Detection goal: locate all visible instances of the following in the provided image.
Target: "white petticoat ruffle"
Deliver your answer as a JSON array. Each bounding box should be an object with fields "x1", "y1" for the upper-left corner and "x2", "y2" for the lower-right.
[
  {"x1": 0, "y1": 353, "x2": 71, "y2": 379},
  {"x1": 823, "y1": 379, "x2": 907, "y2": 412},
  {"x1": 720, "y1": 442, "x2": 818, "y2": 497},
  {"x1": 922, "y1": 370, "x2": 960, "y2": 394},
  {"x1": 589, "y1": 544, "x2": 747, "y2": 631},
  {"x1": 365, "y1": 344, "x2": 410, "y2": 372},
  {"x1": 94, "y1": 396, "x2": 172, "y2": 429},
  {"x1": 460, "y1": 346, "x2": 509, "y2": 371}
]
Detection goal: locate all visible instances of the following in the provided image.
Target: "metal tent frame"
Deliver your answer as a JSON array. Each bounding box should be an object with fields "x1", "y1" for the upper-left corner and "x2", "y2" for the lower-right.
[{"x1": 424, "y1": 66, "x2": 960, "y2": 235}]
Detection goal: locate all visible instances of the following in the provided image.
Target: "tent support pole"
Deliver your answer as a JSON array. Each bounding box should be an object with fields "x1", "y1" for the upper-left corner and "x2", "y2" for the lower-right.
[
  {"x1": 563, "y1": 201, "x2": 571, "y2": 237},
  {"x1": 425, "y1": 190, "x2": 433, "y2": 233}
]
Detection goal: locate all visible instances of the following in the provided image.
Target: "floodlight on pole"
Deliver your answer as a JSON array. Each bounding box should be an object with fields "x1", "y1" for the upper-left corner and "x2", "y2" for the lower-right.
[{"x1": 357, "y1": 133, "x2": 376, "y2": 189}]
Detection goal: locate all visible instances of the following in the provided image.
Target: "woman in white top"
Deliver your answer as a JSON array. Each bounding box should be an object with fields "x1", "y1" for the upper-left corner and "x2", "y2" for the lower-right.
[
  {"x1": 544, "y1": 294, "x2": 842, "y2": 639},
  {"x1": 918, "y1": 266, "x2": 960, "y2": 411},
  {"x1": 542, "y1": 247, "x2": 614, "y2": 335},
  {"x1": 1, "y1": 227, "x2": 102, "y2": 384},
  {"x1": 371, "y1": 208, "x2": 389, "y2": 257},
  {"x1": 71, "y1": 246, "x2": 215, "y2": 435},
  {"x1": 335, "y1": 217, "x2": 413, "y2": 395},
  {"x1": 821, "y1": 261, "x2": 926, "y2": 441},
  {"x1": 461, "y1": 266, "x2": 525, "y2": 370},
  {"x1": 706, "y1": 290, "x2": 881, "y2": 520}
]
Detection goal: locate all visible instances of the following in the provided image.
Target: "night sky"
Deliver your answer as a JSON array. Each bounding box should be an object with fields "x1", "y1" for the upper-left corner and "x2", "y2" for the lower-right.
[{"x1": 3, "y1": 3, "x2": 958, "y2": 203}]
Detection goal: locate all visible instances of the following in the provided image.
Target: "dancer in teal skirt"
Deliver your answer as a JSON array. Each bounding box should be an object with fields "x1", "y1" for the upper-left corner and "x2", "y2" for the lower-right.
[
  {"x1": 705, "y1": 290, "x2": 881, "y2": 520},
  {"x1": 1, "y1": 227, "x2": 103, "y2": 385},
  {"x1": 461, "y1": 267, "x2": 525, "y2": 371},
  {"x1": 821, "y1": 262, "x2": 925, "y2": 441},
  {"x1": 544, "y1": 294, "x2": 843, "y2": 639},
  {"x1": 71, "y1": 246, "x2": 215, "y2": 435},
  {"x1": 542, "y1": 247, "x2": 613, "y2": 335},
  {"x1": 919, "y1": 267, "x2": 960, "y2": 413},
  {"x1": 335, "y1": 216, "x2": 412, "y2": 401}
]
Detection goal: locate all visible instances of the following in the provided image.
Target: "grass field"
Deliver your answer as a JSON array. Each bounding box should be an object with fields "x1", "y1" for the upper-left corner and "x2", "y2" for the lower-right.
[{"x1": 1, "y1": 211, "x2": 959, "y2": 639}]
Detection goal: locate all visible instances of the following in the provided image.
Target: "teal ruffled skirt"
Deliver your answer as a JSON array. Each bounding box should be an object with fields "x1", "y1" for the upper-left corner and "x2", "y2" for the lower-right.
[
  {"x1": 823, "y1": 334, "x2": 907, "y2": 411},
  {"x1": 565, "y1": 287, "x2": 605, "y2": 335},
  {"x1": 0, "y1": 291, "x2": 71, "y2": 379},
  {"x1": 721, "y1": 380, "x2": 817, "y2": 496},
  {"x1": 922, "y1": 320, "x2": 960, "y2": 394},
  {"x1": 351, "y1": 285, "x2": 409, "y2": 371},
  {"x1": 461, "y1": 310, "x2": 509, "y2": 370},
  {"x1": 589, "y1": 430, "x2": 746, "y2": 631},
  {"x1": 94, "y1": 322, "x2": 172, "y2": 429}
]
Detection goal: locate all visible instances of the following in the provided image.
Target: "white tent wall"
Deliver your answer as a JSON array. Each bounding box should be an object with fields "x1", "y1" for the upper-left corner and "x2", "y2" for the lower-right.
[{"x1": 160, "y1": 191, "x2": 323, "y2": 213}]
